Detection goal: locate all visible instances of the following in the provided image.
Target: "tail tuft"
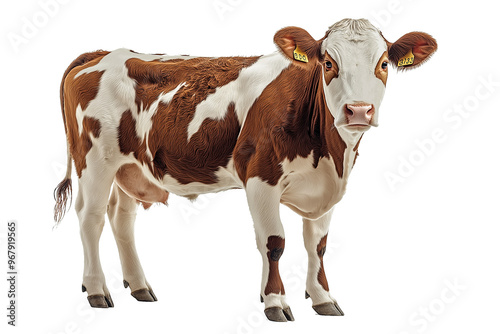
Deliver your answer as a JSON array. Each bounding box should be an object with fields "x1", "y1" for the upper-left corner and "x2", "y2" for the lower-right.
[{"x1": 54, "y1": 178, "x2": 72, "y2": 224}]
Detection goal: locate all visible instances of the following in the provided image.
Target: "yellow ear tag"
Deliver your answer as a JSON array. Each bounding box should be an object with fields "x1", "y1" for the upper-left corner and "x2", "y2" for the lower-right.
[
  {"x1": 398, "y1": 49, "x2": 415, "y2": 67},
  {"x1": 293, "y1": 45, "x2": 308, "y2": 63}
]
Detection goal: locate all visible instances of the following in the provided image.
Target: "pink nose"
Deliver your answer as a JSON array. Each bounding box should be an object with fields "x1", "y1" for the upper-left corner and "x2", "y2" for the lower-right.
[{"x1": 345, "y1": 104, "x2": 374, "y2": 125}]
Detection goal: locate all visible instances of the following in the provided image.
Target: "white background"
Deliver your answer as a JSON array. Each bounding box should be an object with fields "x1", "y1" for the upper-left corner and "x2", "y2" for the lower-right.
[{"x1": 1, "y1": 0, "x2": 499, "y2": 333}]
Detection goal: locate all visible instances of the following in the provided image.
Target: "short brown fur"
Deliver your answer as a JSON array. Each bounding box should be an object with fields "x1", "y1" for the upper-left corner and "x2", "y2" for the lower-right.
[
  {"x1": 265, "y1": 236, "x2": 286, "y2": 295},
  {"x1": 317, "y1": 234, "x2": 329, "y2": 291},
  {"x1": 387, "y1": 32, "x2": 437, "y2": 70}
]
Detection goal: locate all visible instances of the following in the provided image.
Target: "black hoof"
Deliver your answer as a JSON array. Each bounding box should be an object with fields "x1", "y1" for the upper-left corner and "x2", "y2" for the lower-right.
[
  {"x1": 313, "y1": 302, "x2": 344, "y2": 316},
  {"x1": 124, "y1": 280, "x2": 157, "y2": 302},
  {"x1": 87, "y1": 294, "x2": 114, "y2": 308},
  {"x1": 283, "y1": 306, "x2": 295, "y2": 321},
  {"x1": 264, "y1": 307, "x2": 288, "y2": 322},
  {"x1": 131, "y1": 288, "x2": 158, "y2": 302}
]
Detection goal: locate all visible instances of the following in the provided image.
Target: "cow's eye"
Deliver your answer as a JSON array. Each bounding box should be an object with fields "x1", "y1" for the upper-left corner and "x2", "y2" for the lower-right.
[
  {"x1": 325, "y1": 61, "x2": 333, "y2": 69},
  {"x1": 381, "y1": 61, "x2": 388, "y2": 70}
]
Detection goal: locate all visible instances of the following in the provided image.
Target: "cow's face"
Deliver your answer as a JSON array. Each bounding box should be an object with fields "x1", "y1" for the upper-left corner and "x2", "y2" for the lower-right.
[
  {"x1": 274, "y1": 19, "x2": 437, "y2": 137},
  {"x1": 321, "y1": 20, "x2": 388, "y2": 132}
]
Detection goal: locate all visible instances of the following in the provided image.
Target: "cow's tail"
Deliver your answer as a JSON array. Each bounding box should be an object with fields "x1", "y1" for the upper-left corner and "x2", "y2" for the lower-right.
[
  {"x1": 53, "y1": 53, "x2": 81, "y2": 224},
  {"x1": 54, "y1": 57, "x2": 75, "y2": 224},
  {"x1": 53, "y1": 144, "x2": 73, "y2": 224},
  {"x1": 53, "y1": 51, "x2": 109, "y2": 224}
]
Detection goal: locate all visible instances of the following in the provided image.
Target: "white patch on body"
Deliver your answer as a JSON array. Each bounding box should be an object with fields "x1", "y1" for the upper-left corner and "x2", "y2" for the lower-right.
[{"x1": 280, "y1": 148, "x2": 358, "y2": 220}]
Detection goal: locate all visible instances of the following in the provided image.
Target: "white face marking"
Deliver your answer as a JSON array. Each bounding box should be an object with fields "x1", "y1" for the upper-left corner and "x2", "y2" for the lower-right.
[
  {"x1": 321, "y1": 20, "x2": 387, "y2": 134},
  {"x1": 186, "y1": 52, "x2": 291, "y2": 141}
]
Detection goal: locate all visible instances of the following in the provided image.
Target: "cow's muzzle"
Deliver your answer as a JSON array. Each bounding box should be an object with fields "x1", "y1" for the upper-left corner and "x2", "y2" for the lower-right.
[{"x1": 344, "y1": 103, "x2": 375, "y2": 127}]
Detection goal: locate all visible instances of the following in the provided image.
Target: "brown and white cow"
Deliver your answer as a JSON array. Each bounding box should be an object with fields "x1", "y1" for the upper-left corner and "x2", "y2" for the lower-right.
[{"x1": 54, "y1": 18, "x2": 437, "y2": 321}]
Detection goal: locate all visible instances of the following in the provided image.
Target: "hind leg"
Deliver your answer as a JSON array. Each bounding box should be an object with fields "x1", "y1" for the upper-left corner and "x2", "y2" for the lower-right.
[
  {"x1": 76, "y1": 166, "x2": 116, "y2": 308},
  {"x1": 107, "y1": 183, "x2": 157, "y2": 302}
]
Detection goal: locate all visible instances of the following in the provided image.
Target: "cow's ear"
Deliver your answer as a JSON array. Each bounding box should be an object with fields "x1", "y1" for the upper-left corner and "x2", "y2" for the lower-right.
[
  {"x1": 274, "y1": 27, "x2": 321, "y2": 65},
  {"x1": 387, "y1": 32, "x2": 437, "y2": 70}
]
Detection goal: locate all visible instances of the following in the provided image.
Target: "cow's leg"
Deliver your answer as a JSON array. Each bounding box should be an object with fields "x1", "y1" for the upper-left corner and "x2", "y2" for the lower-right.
[
  {"x1": 76, "y1": 166, "x2": 116, "y2": 308},
  {"x1": 245, "y1": 178, "x2": 294, "y2": 322},
  {"x1": 107, "y1": 183, "x2": 157, "y2": 302},
  {"x1": 303, "y1": 209, "x2": 344, "y2": 316}
]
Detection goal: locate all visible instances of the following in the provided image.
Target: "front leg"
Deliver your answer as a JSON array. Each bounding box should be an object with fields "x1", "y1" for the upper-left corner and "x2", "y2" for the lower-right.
[
  {"x1": 245, "y1": 177, "x2": 294, "y2": 322},
  {"x1": 303, "y1": 209, "x2": 344, "y2": 316}
]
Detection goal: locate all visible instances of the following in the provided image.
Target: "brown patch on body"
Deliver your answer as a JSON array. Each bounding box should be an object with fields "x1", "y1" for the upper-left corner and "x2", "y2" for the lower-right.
[
  {"x1": 328, "y1": 127, "x2": 347, "y2": 178},
  {"x1": 61, "y1": 51, "x2": 109, "y2": 177},
  {"x1": 316, "y1": 234, "x2": 329, "y2": 291},
  {"x1": 126, "y1": 57, "x2": 207, "y2": 112},
  {"x1": 264, "y1": 236, "x2": 285, "y2": 295},
  {"x1": 122, "y1": 56, "x2": 258, "y2": 184},
  {"x1": 71, "y1": 117, "x2": 101, "y2": 177},
  {"x1": 150, "y1": 103, "x2": 241, "y2": 184},
  {"x1": 117, "y1": 109, "x2": 149, "y2": 164},
  {"x1": 118, "y1": 110, "x2": 139, "y2": 155}
]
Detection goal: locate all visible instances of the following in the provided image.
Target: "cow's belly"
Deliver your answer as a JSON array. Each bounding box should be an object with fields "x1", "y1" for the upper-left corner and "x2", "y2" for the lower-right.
[
  {"x1": 115, "y1": 159, "x2": 243, "y2": 204},
  {"x1": 280, "y1": 156, "x2": 348, "y2": 220},
  {"x1": 159, "y1": 159, "x2": 244, "y2": 198}
]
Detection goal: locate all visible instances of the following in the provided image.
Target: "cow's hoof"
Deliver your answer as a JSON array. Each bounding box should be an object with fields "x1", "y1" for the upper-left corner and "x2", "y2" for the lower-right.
[
  {"x1": 87, "y1": 294, "x2": 114, "y2": 308},
  {"x1": 313, "y1": 302, "x2": 344, "y2": 316},
  {"x1": 124, "y1": 280, "x2": 157, "y2": 302},
  {"x1": 264, "y1": 306, "x2": 294, "y2": 322},
  {"x1": 131, "y1": 288, "x2": 157, "y2": 302},
  {"x1": 283, "y1": 306, "x2": 295, "y2": 321}
]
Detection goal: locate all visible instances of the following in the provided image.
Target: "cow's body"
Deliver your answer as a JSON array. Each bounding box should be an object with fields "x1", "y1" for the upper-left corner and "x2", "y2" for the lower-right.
[
  {"x1": 54, "y1": 19, "x2": 437, "y2": 321},
  {"x1": 62, "y1": 49, "x2": 353, "y2": 218}
]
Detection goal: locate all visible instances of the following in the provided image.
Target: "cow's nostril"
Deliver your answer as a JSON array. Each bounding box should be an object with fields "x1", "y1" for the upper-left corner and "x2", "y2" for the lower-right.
[{"x1": 345, "y1": 106, "x2": 354, "y2": 116}]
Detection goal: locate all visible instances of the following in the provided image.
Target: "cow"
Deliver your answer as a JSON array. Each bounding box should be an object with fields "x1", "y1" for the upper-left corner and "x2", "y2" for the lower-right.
[{"x1": 53, "y1": 18, "x2": 437, "y2": 322}]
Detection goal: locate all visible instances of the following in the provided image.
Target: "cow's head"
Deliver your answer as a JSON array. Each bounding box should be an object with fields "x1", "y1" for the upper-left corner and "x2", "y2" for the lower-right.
[{"x1": 274, "y1": 18, "x2": 437, "y2": 137}]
